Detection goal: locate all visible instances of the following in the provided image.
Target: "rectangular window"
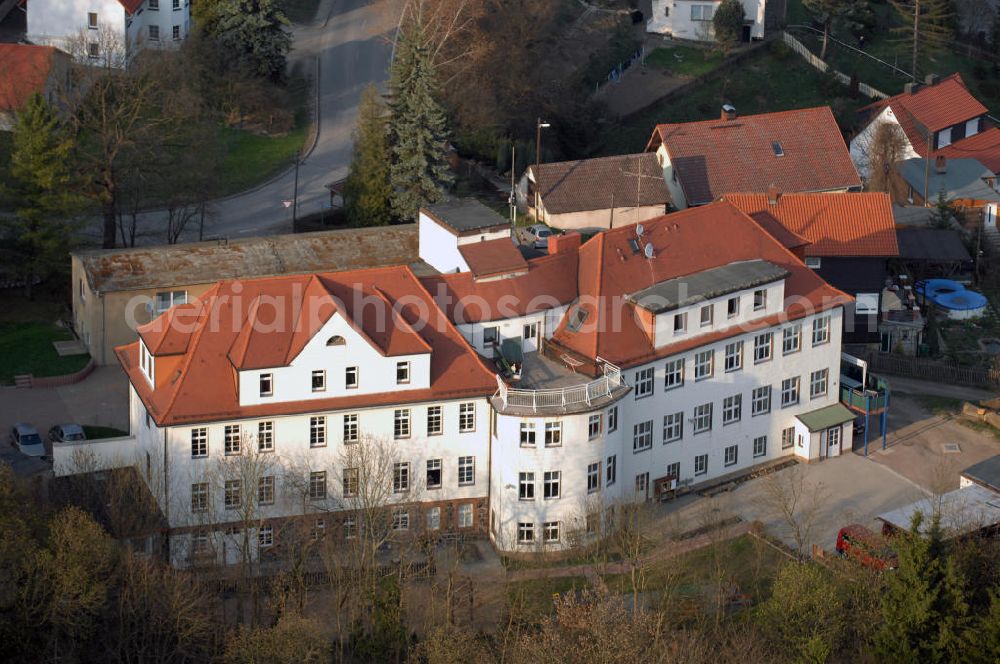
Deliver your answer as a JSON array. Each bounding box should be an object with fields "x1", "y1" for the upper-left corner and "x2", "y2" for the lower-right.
[
  {"x1": 700, "y1": 305, "x2": 713, "y2": 327},
  {"x1": 88, "y1": 42, "x2": 100, "y2": 58},
  {"x1": 309, "y1": 471, "x2": 327, "y2": 500},
  {"x1": 258, "y1": 476, "x2": 275, "y2": 505},
  {"x1": 810, "y1": 368, "x2": 829, "y2": 399},
  {"x1": 523, "y1": 322, "x2": 537, "y2": 340},
  {"x1": 172, "y1": 24, "x2": 181, "y2": 40},
  {"x1": 544, "y1": 422, "x2": 562, "y2": 447},
  {"x1": 805, "y1": 256, "x2": 822, "y2": 269},
  {"x1": 191, "y1": 482, "x2": 208, "y2": 512},
  {"x1": 519, "y1": 472, "x2": 535, "y2": 500},
  {"x1": 393, "y1": 462, "x2": 410, "y2": 493},
  {"x1": 587, "y1": 462, "x2": 600, "y2": 493},
  {"x1": 343, "y1": 467, "x2": 359, "y2": 497},
  {"x1": 172, "y1": 0, "x2": 180, "y2": 8},
  {"x1": 517, "y1": 522, "x2": 534, "y2": 544},
  {"x1": 520, "y1": 422, "x2": 536, "y2": 447},
  {"x1": 753, "y1": 289, "x2": 767, "y2": 311},
  {"x1": 608, "y1": 406, "x2": 618, "y2": 432},
  {"x1": 396, "y1": 361, "x2": 410, "y2": 384},
  {"x1": 154, "y1": 290, "x2": 187, "y2": 313},
  {"x1": 722, "y1": 394, "x2": 742, "y2": 425},
  {"x1": 588, "y1": 414, "x2": 602, "y2": 440},
  {"x1": 427, "y1": 406, "x2": 443, "y2": 435},
  {"x1": 664, "y1": 358, "x2": 684, "y2": 390},
  {"x1": 724, "y1": 445, "x2": 738, "y2": 467},
  {"x1": 458, "y1": 456, "x2": 475, "y2": 486},
  {"x1": 633, "y1": 420, "x2": 653, "y2": 452},
  {"x1": 426, "y1": 459, "x2": 442, "y2": 489},
  {"x1": 258, "y1": 525, "x2": 273, "y2": 548},
  {"x1": 345, "y1": 366, "x2": 358, "y2": 389},
  {"x1": 343, "y1": 414, "x2": 358, "y2": 444},
  {"x1": 343, "y1": 516, "x2": 357, "y2": 539},
  {"x1": 312, "y1": 519, "x2": 326, "y2": 541},
  {"x1": 191, "y1": 531, "x2": 210, "y2": 556},
  {"x1": 751, "y1": 386, "x2": 772, "y2": 416},
  {"x1": 392, "y1": 507, "x2": 409, "y2": 531},
  {"x1": 606, "y1": 455, "x2": 617, "y2": 486},
  {"x1": 663, "y1": 412, "x2": 683, "y2": 443},
  {"x1": 724, "y1": 341, "x2": 743, "y2": 372},
  {"x1": 458, "y1": 503, "x2": 474, "y2": 528},
  {"x1": 426, "y1": 507, "x2": 441, "y2": 531},
  {"x1": 635, "y1": 472, "x2": 649, "y2": 495},
  {"x1": 88, "y1": 11, "x2": 98, "y2": 28},
  {"x1": 149, "y1": 0, "x2": 159, "y2": 8},
  {"x1": 690, "y1": 3, "x2": 714, "y2": 20},
  {"x1": 753, "y1": 435, "x2": 767, "y2": 458},
  {"x1": 694, "y1": 454, "x2": 708, "y2": 476},
  {"x1": 310, "y1": 416, "x2": 326, "y2": 448},
  {"x1": 634, "y1": 367, "x2": 654, "y2": 398},
  {"x1": 781, "y1": 377, "x2": 801, "y2": 407},
  {"x1": 259, "y1": 373, "x2": 273, "y2": 397},
  {"x1": 543, "y1": 471, "x2": 561, "y2": 499},
  {"x1": 693, "y1": 350, "x2": 713, "y2": 380},
  {"x1": 673, "y1": 312, "x2": 687, "y2": 333},
  {"x1": 483, "y1": 326, "x2": 499, "y2": 346},
  {"x1": 191, "y1": 428, "x2": 208, "y2": 458},
  {"x1": 812, "y1": 317, "x2": 831, "y2": 346},
  {"x1": 459, "y1": 402, "x2": 476, "y2": 432},
  {"x1": 224, "y1": 424, "x2": 241, "y2": 456},
  {"x1": 311, "y1": 370, "x2": 326, "y2": 392},
  {"x1": 782, "y1": 426, "x2": 795, "y2": 449},
  {"x1": 727, "y1": 296, "x2": 739, "y2": 318},
  {"x1": 394, "y1": 409, "x2": 410, "y2": 439},
  {"x1": 224, "y1": 479, "x2": 240, "y2": 509},
  {"x1": 754, "y1": 332, "x2": 773, "y2": 363},
  {"x1": 543, "y1": 521, "x2": 560, "y2": 543},
  {"x1": 257, "y1": 421, "x2": 274, "y2": 452},
  {"x1": 693, "y1": 403, "x2": 713, "y2": 433},
  {"x1": 783, "y1": 325, "x2": 801, "y2": 355},
  {"x1": 666, "y1": 461, "x2": 680, "y2": 481}
]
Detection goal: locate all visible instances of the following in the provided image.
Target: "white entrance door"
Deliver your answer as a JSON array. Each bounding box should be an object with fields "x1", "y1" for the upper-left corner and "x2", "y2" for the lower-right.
[
  {"x1": 523, "y1": 321, "x2": 539, "y2": 353},
  {"x1": 827, "y1": 425, "x2": 842, "y2": 457}
]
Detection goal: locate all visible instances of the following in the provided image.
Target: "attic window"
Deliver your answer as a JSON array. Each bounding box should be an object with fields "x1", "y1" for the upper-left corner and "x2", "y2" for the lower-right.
[
  {"x1": 771, "y1": 142, "x2": 784, "y2": 157},
  {"x1": 567, "y1": 306, "x2": 589, "y2": 332},
  {"x1": 326, "y1": 335, "x2": 345, "y2": 347},
  {"x1": 627, "y1": 238, "x2": 641, "y2": 254}
]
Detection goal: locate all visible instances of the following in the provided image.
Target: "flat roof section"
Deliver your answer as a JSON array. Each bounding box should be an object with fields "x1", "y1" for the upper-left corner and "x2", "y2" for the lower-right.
[
  {"x1": 423, "y1": 199, "x2": 511, "y2": 235},
  {"x1": 458, "y1": 238, "x2": 528, "y2": 279},
  {"x1": 628, "y1": 259, "x2": 789, "y2": 314},
  {"x1": 962, "y1": 455, "x2": 1000, "y2": 494},
  {"x1": 878, "y1": 484, "x2": 1000, "y2": 537}
]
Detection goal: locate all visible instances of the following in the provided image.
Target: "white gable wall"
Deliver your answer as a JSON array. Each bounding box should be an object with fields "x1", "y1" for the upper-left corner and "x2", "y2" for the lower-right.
[
  {"x1": 849, "y1": 106, "x2": 920, "y2": 180},
  {"x1": 648, "y1": 0, "x2": 767, "y2": 41},
  {"x1": 655, "y1": 145, "x2": 690, "y2": 209}
]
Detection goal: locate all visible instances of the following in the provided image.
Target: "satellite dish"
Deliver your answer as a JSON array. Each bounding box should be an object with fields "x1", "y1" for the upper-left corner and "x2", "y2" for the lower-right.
[
  {"x1": 644, "y1": 243, "x2": 655, "y2": 259},
  {"x1": 636, "y1": 224, "x2": 645, "y2": 237}
]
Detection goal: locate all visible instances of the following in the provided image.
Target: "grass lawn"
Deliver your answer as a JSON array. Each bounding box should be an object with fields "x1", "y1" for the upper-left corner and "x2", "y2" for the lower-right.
[
  {"x1": 218, "y1": 124, "x2": 308, "y2": 195},
  {"x1": 83, "y1": 425, "x2": 129, "y2": 439},
  {"x1": 282, "y1": 0, "x2": 321, "y2": 24},
  {"x1": 505, "y1": 575, "x2": 590, "y2": 619},
  {"x1": 644, "y1": 46, "x2": 725, "y2": 78},
  {"x1": 0, "y1": 322, "x2": 90, "y2": 384}
]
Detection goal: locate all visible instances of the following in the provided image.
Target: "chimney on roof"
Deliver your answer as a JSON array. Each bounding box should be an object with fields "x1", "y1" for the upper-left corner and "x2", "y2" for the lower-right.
[
  {"x1": 904, "y1": 81, "x2": 921, "y2": 95},
  {"x1": 721, "y1": 104, "x2": 737, "y2": 121},
  {"x1": 766, "y1": 184, "x2": 781, "y2": 206},
  {"x1": 548, "y1": 231, "x2": 581, "y2": 256},
  {"x1": 925, "y1": 73, "x2": 939, "y2": 86},
  {"x1": 935, "y1": 154, "x2": 947, "y2": 174}
]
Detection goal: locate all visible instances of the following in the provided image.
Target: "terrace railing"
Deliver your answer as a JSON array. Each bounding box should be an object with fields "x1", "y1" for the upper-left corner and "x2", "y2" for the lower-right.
[{"x1": 495, "y1": 359, "x2": 624, "y2": 413}]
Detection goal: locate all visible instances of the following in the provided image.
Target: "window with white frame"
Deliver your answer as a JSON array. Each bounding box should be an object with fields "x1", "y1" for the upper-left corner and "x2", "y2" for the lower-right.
[
  {"x1": 154, "y1": 290, "x2": 186, "y2": 314},
  {"x1": 224, "y1": 479, "x2": 241, "y2": 509},
  {"x1": 587, "y1": 462, "x2": 600, "y2": 493},
  {"x1": 633, "y1": 420, "x2": 653, "y2": 452},
  {"x1": 345, "y1": 366, "x2": 358, "y2": 389},
  {"x1": 310, "y1": 416, "x2": 326, "y2": 448},
  {"x1": 690, "y1": 3, "x2": 714, "y2": 20},
  {"x1": 427, "y1": 406, "x2": 443, "y2": 436},
  {"x1": 663, "y1": 412, "x2": 683, "y2": 443},
  {"x1": 88, "y1": 12, "x2": 98, "y2": 28},
  {"x1": 828, "y1": 425, "x2": 841, "y2": 449},
  {"x1": 483, "y1": 326, "x2": 499, "y2": 346},
  {"x1": 753, "y1": 289, "x2": 767, "y2": 311},
  {"x1": 694, "y1": 454, "x2": 708, "y2": 475},
  {"x1": 426, "y1": 459, "x2": 442, "y2": 489},
  {"x1": 751, "y1": 386, "x2": 772, "y2": 415},
  {"x1": 459, "y1": 402, "x2": 476, "y2": 432},
  {"x1": 394, "y1": 409, "x2": 410, "y2": 439},
  {"x1": 636, "y1": 472, "x2": 649, "y2": 494},
  {"x1": 810, "y1": 368, "x2": 829, "y2": 399},
  {"x1": 258, "y1": 525, "x2": 273, "y2": 548},
  {"x1": 812, "y1": 316, "x2": 831, "y2": 346},
  {"x1": 191, "y1": 531, "x2": 210, "y2": 556},
  {"x1": 191, "y1": 428, "x2": 207, "y2": 458},
  {"x1": 543, "y1": 521, "x2": 560, "y2": 543},
  {"x1": 343, "y1": 515, "x2": 357, "y2": 539},
  {"x1": 172, "y1": 24, "x2": 181, "y2": 40},
  {"x1": 545, "y1": 422, "x2": 562, "y2": 447},
  {"x1": 191, "y1": 483, "x2": 208, "y2": 512},
  {"x1": 312, "y1": 519, "x2": 326, "y2": 541},
  {"x1": 781, "y1": 376, "x2": 801, "y2": 407},
  {"x1": 783, "y1": 324, "x2": 801, "y2": 354},
  {"x1": 543, "y1": 471, "x2": 561, "y2": 499},
  {"x1": 343, "y1": 413, "x2": 358, "y2": 443},
  {"x1": 520, "y1": 422, "x2": 536, "y2": 447},
  {"x1": 724, "y1": 444, "x2": 738, "y2": 467},
  {"x1": 634, "y1": 367, "x2": 654, "y2": 398},
  {"x1": 343, "y1": 467, "x2": 359, "y2": 497},
  {"x1": 666, "y1": 461, "x2": 680, "y2": 481},
  {"x1": 259, "y1": 373, "x2": 273, "y2": 397},
  {"x1": 664, "y1": 358, "x2": 684, "y2": 390},
  {"x1": 753, "y1": 435, "x2": 767, "y2": 458},
  {"x1": 805, "y1": 256, "x2": 822, "y2": 269},
  {"x1": 224, "y1": 425, "x2": 241, "y2": 455},
  {"x1": 754, "y1": 332, "x2": 773, "y2": 363},
  {"x1": 724, "y1": 341, "x2": 743, "y2": 372},
  {"x1": 393, "y1": 462, "x2": 410, "y2": 493},
  {"x1": 87, "y1": 42, "x2": 99, "y2": 58},
  {"x1": 674, "y1": 312, "x2": 687, "y2": 333},
  {"x1": 693, "y1": 350, "x2": 713, "y2": 380},
  {"x1": 518, "y1": 522, "x2": 535, "y2": 544},
  {"x1": 693, "y1": 403, "x2": 712, "y2": 433},
  {"x1": 426, "y1": 507, "x2": 441, "y2": 531},
  {"x1": 392, "y1": 507, "x2": 409, "y2": 531},
  {"x1": 258, "y1": 476, "x2": 275, "y2": 505},
  {"x1": 257, "y1": 421, "x2": 274, "y2": 452},
  {"x1": 149, "y1": 0, "x2": 160, "y2": 9},
  {"x1": 458, "y1": 456, "x2": 475, "y2": 486},
  {"x1": 782, "y1": 426, "x2": 795, "y2": 449},
  {"x1": 722, "y1": 394, "x2": 742, "y2": 425},
  {"x1": 608, "y1": 406, "x2": 618, "y2": 432},
  {"x1": 311, "y1": 369, "x2": 326, "y2": 392},
  {"x1": 396, "y1": 361, "x2": 410, "y2": 384},
  {"x1": 588, "y1": 414, "x2": 602, "y2": 440},
  {"x1": 309, "y1": 471, "x2": 327, "y2": 500},
  {"x1": 700, "y1": 304, "x2": 714, "y2": 327},
  {"x1": 458, "y1": 503, "x2": 474, "y2": 528},
  {"x1": 523, "y1": 322, "x2": 537, "y2": 341},
  {"x1": 519, "y1": 472, "x2": 535, "y2": 500},
  {"x1": 727, "y1": 296, "x2": 740, "y2": 318},
  {"x1": 606, "y1": 455, "x2": 617, "y2": 485}
]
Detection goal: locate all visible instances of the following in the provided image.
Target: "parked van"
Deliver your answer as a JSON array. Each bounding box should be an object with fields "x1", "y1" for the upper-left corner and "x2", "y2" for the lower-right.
[{"x1": 836, "y1": 524, "x2": 898, "y2": 570}]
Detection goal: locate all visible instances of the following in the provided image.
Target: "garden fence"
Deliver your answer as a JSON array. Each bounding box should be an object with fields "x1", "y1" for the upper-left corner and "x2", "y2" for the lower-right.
[{"x1": 862, "y1": 351, "x2": 1000, "y2": 389}]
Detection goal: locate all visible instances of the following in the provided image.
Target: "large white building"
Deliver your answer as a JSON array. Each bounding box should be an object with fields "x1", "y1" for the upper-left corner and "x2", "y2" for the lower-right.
[
  {"x1": 55, "y1": 200, "x2": 857, "y2": 566},
  {"x1": 25, "y1": 0, "x2": 191, "y2": 65},
  {"x1": 646, "y1": 0, "x2": 769, "y2": 42}
]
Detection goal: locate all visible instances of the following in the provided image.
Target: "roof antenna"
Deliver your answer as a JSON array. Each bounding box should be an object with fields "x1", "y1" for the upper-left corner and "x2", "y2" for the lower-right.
[{"x1": 644, "y1": 242, "x2": 655, "y2": 259}]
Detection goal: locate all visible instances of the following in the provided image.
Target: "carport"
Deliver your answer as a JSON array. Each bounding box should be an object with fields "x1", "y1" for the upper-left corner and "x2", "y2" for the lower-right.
[{"x1": 877, "y1": 484, "x2": 1000, "y2": 539}]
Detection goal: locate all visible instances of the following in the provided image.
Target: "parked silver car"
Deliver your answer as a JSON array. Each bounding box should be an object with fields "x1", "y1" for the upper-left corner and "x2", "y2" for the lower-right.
[
  {"x1": 49, "y1": 423, "x2": 87, "y2": 443},
  {"x1": 10, "y1": 424, "x2": 45, "y2": 457},
  {"x1": 526, "y1": 224, "x2": 553, "y2": 249}
]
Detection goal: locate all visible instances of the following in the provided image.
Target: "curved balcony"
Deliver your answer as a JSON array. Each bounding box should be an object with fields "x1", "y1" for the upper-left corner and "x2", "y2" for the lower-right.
[{"x1": 492, "y1": 355, "x2": 631, "y2": 416}]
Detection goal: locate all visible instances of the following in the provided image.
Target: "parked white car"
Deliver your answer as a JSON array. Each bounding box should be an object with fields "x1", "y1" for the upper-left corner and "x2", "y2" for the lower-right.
[
  {"x1": 526, "y1": 224, "x2": 553, "y2": 249},
  {"x1": 10, "y1": 424, "x2": 45, "y2": 457}
]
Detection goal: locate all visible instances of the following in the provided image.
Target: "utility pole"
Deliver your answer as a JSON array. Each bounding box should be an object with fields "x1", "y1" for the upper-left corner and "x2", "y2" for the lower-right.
[
  {"x1": 510, "y1": 143, "x2": 516, "y2": 225},
  {"x1": 293, "y1": 151, "x2": 303, "y2": 226},
  {"x1": 535, "y1": 118, "x2": 550, "y2": 221}
]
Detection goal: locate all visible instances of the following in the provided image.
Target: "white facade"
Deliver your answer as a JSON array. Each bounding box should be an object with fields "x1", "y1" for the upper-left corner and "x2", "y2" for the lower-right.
[
  {"x1": 456, "y1": 306, "x2": 569, "y2": 357},
  {"x1": 647, "y1": 0, "x2": 766, "y2": 42},
  {"x1": 849, "y1": 106, "x2": 921, "y2": 181},
  {"x1": 655, "y1": 144, "x2": 690, "y2": 209},
  {"x1": 417, "y1": 210, "x2": 512, "y2": 274}
]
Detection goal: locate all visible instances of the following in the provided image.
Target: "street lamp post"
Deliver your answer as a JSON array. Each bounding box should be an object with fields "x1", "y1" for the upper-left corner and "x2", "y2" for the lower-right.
[
  {"x1": 535, "y1": 117, "x2": 550, "y2": 221},
  {"x1": 292, "y1": 151, "x2": 304, "y2": 226}
]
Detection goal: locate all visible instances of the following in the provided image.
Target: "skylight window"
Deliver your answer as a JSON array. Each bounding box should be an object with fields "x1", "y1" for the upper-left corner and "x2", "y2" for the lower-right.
[
  {"x1": 567, "y1": 306, "x2": 589, "y2": 332},
  {"x1": 772, "y1": 141, "x2": 784, "y2": 157},
  {"x1": 627, "y1": 238, "x2": 641, "y2": 254}
]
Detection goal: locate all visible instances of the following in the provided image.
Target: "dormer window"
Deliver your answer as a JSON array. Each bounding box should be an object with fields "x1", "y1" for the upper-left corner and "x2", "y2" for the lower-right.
[
  {"x1": 259, "y1": 373, "x2": 273, "y2": 397},
  {"x1": 699, "y1": 305, "x2": 713, "y2": 327},
  {"x1": 326, "y1": 335, "x2": 345, "y2": 347},
  {"x1": 673, "y1": 312, "x2": 686, "y2": 333},
  {"x1": 140, "y1": 341, "x2": 155, "y2": 386},
  {"x1": 727, "y1": 296, "x2": 739, "y2": 318},
  {"x1": 396, "y1": 361, "x2": 410, "y2": 385},
  {"x1": 345, "y1": 366, "x2": 358, "y2": 389},
  {"x1": 753, "y1": 289, "x2": 767, "y2": 311}
]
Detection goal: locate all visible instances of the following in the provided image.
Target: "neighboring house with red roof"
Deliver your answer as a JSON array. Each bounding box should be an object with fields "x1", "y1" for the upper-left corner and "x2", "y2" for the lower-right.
[
  {"x1": 849, "y1": 73, "x2": 999, "y2": 183},
  {"x1": 0, "y1": 43, "x2": 70, "y2": 130},
  {"x1": 726, "y1": 190, "x2": 899, "y2": 342},
  {"x1": 24, "y1": 0, "x2": 190, "y2": 66},
  {"x1": 646, "y1": 105, "x2": 862, "y2": 209}
]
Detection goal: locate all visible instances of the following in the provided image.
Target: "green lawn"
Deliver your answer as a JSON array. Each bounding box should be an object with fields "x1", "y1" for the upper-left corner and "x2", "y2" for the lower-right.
[
  {"x1": 83, "y1": 425, "x2": 129, "y2": 439},
  {"x1": 0, "y1": 322, "x2": 90, "y2": 384},
  {"x1": 218, "y1": 124, "x2": 308, "y2": 196},
  {"x1": 505, "y1": 575, "x2": 589, "y2": 619},
  {"x1": 645, "y1": 46, "x2": 725, "y2": 78}
]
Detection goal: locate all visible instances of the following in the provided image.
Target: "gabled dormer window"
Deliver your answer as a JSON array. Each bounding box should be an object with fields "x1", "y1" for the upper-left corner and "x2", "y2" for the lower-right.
[{"x1": 259, "y1": 373, "x2": 273, "y2": 397}]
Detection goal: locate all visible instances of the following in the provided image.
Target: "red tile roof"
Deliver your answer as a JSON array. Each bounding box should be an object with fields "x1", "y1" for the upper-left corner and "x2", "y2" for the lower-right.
[
  {"x1": 529, "y1": 153, "x2": 670, "y2": 214},
  {"x1": 549, "y1": 201, "x2": 851, "y2": 368},
  {"x1": 457, "y1": 238, "x2": 528, "y2": 279},
  {"x1": 725, "y1": 192, "x2": 900, "y2": 257},
  {"x1": 119, "y1": 0, "x2": 145, "y2": 14},
  {"x1": 0, "y1": 44, "x2": 59, "y2": 113},
  {"x1": 936, "y1": 127, "x2": 1000, "y2": 173},
  {"x1": 646, "y1": 107, "x2": 861, "y2": 205},
  {"x1": 122, "y1": 266, "x2": 497, "y2": 426},
  {"x1": 862, "y1": 74, "x2": 988, "y2": 142}
]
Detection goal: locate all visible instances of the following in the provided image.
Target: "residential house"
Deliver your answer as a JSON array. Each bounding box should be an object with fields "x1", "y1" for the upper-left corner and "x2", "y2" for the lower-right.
[
  {"x1": 726, "y1": 190, "x2": 899, "y2": 342},
  {"x1": 518, "y1": 153, "x2": 671, "y2": 231},
  {"x1": 55, "y1": 200, "x2": 854, "y2": 566},
  {"x1": 895, "y1": 155, "x2": 1000, "y2": 208},
  {"x1": 417, "y1": 199, "x2": 521, "y2": 275},
  {"x1": 25, "y1": 0, "x2": 191, "y2": 65},
  {"x1": 71, "y1": 225, "x2": 421, "y2": 366},
  {"x1": 646, "y1": 0, "x2": 786, "y2": 42},
  {"x1": 0, "y1": 43, "x2": 70, "y2": 130},
  {"x1": 646, "y1": 106, "x2": 861, "y2": 209}
]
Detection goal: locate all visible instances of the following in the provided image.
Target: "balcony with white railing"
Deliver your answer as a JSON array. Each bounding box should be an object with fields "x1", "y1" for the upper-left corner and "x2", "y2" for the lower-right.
[{"x1": 491, "y1": 352, "x2": 630, "y2": 416}]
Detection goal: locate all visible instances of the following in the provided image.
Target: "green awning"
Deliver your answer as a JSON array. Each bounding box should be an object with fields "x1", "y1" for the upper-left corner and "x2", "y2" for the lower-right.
[{"x1": 796, "y1": 403, "x2": 856, "y2": 432}]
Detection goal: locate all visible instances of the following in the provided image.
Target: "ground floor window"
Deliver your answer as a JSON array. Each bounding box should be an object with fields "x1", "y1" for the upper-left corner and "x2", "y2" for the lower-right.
[
  {"x1": 258, "y1": 525, "x2": 273, "y2": 548},
  {"x1": 694, "y1": 454, "x2": 708, "y2": 475},
  {"x1": 458, "y1": 503, "x2": 474, "y2": 528},
  {"x1": 753, "y1": 435, "x2": 767, "y2": 458},
  {"x1": 781, "y1": 426, "x2": 795, "y2": 449},
  {"x1": 543, "y1": 521, "x2": 560, "y2": 543},
  {"x1": 427, "y1": 506, "x2": 441, "y2": 531},
  {"x1": 724, "y1": 445, "x2": 738, "y2": 467},
  {"x1": 392, "y1": 507, "x2": 409, "y2": 531},
  {"x1": 518, "y1": 522, "x2": 534, "y2": 544}
]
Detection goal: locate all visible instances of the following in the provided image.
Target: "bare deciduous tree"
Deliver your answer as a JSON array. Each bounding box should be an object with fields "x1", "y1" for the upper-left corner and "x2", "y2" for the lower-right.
[{"x1": 755, "y1": 465, "x2": 828, "y2": 560}]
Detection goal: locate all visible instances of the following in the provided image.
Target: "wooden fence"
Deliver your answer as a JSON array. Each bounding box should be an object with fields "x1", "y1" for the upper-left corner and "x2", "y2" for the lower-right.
[
  {"x1": 780, "y1": 32, "x2": 888, "y2": 100},
  {"x1": 862, "y1": 351, "x2": 1000, "y2": 389}
]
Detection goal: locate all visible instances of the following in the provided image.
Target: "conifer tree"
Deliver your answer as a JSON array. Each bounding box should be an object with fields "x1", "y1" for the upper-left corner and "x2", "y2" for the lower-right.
[
  {"x1": 889, "y1": 0, "x2": 955, "y2": 79},
  {"x1": 1, "y1": 93, "x2": 87, "y2": 298},
  {"x1": 344, "y1": 85, "x2": 393, "y2": 227},
  {"x1": 209, "y1": 0, "x2": 292, "y2": 81},
  {"x1": 388, "y1": 21, "x2": 454, "y2": 222}
]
